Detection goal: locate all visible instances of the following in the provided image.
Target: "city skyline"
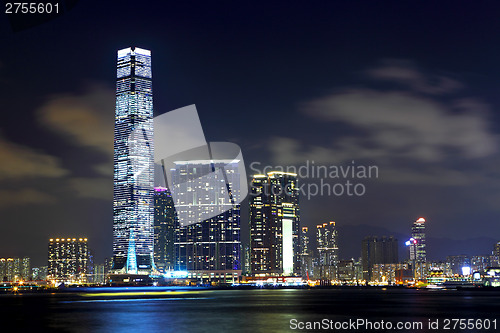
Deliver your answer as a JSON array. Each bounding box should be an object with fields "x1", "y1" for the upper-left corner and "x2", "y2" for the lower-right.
[{"x1": 2, "y1": 2, "x2": 500, "y2": 266}]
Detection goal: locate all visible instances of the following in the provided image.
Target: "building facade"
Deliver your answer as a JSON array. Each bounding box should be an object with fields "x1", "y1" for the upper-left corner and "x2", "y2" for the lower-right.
[
  {"x1": 361, "y1": 236, "x2": 398, "y2": 281},
  {"x1": 0, "y1": 257, "x2": 30, "y2": 282},
  {"x1": 410, "y1": 218, "x2": 426, "y2": 263},
  {"x1": 300, "y1": 227, "x2": 313, "y2": 279},
  {"x1": 249, "y1": 172, "x2": 300, "y2": 276},
  {"x1": 112, "y1": 47, "x2": 155, "y2": 275},
  {"x1": 316, "y1": 222, "x2": 339, "y2": 280},
  {"x1": 173, "y1": 160, "x2": 242, "y2": 277},
  {"x1": 153, "y1": 187, "x2": 177, "y2": 273},
  {"x1": 48, "y1": 238, "x2": 88, "y2": 283}
]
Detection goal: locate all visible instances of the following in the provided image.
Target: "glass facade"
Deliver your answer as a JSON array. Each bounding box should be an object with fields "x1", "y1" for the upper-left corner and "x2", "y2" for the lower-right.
[
  {"x1": 173, "y1": 160, "x2": 241, "y2": 272},
  {"x1": 249, "y1": 172, "x2": 301, "y2": 276},
  {"x1": 112, "y1": 47, "x2": 155, "y2": 274},
  {"x1": 410, "y1": 218, "x2": 426, "y2": 263},
  {"x1": 316, "y1": 221, "x2": 339, "y2": 280}
]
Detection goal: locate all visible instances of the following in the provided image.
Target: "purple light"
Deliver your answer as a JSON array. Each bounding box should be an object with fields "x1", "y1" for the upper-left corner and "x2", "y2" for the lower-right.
[{"x1": 154, "y1": 186, "x2": 168, "y2": 192}]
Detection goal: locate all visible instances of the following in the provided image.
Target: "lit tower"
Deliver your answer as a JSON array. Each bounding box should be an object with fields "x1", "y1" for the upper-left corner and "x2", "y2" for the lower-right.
[
  {"x1": 316, "y1": 222, "x2": 339, "y2": 281},
  {"x1": 410, "y1": 217, "x2": 426, "y2": 263},
  {"x1": 249, "y1": 172, "x2": 300, "y2": 276},
  {"x1": 112, "y1": 47, "x2": 154, "y2": 276}
]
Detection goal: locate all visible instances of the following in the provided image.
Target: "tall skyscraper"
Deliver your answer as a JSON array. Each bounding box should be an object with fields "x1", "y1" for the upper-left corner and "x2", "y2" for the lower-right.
[
  {"x1": 173, "y1": 160, "x2": 242, "y2": 277},
  {"x1": 316, "y1": 221, "x2": 339, "y2": 280},
  {"x1": 410, "y1": 217, "x2": 426, "y2": 263},
  {"x1": 153, "y1": 186, "x2": 177, "y2": 272},
  {"x1": 249, "y1": 172, "x2": 300, "y2": 276},
  {"x1": 361, "y1": 236, "x2": 398, "y2": 281},
  {"x1": 112, "y1": 47, "x2": 155, "y2": 275},
  {"x1": 494, "y1": 241, "x2": 500, "y2": 257},
  {"x1": 48, "y1": 238, "x2": 88, "y2": 283}
]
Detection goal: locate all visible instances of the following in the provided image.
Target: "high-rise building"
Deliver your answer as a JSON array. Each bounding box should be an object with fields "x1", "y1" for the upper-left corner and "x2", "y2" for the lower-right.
[
  {"x1": 48, "y1": 238, "x2": 88, "y2": 283},
  {"x1": 316, "y1": 221, "x2": 339, "y2": 280},
  {"x1": 361, "y1": 236, "x2": 398, "y2": 281},
  {"x1": 153, "y1": 186, "x2": 177, "y2": 273},
  {"x1": 173, "y1": 160, "x2": 241, "y2": 280},
  {"x1": 112, "y1": 47, "x2": 155, "y2": 275},
  {"x1": 471, "y1": 255, "x2": 494, "y2": 273},
  {"x1": 494, "y1": 242, "x2": 500, "y2": 257},
  {"x1": 410, "y1": 218, "x2": 426, "y2": 263},
  {"x1": 249, "y1": 172, "x2": 300, "y2": 276},
  {"x1": 300, "y1": 227, "x2": 312, "y2": 279},
  {"x1": 0, "y1": 258, "x2": 29, "y2": 282}
]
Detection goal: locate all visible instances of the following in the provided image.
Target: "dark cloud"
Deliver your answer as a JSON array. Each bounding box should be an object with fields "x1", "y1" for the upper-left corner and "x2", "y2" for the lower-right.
[
  {"x1": 37, "y1": 84, "x2": 114, "y2": 156},
  {"x1": 0, "y1": 135, "x2": 68, "y2": 180},
  {"x1": 366, "y1": 59, "x2": 464, "y2": 95}
]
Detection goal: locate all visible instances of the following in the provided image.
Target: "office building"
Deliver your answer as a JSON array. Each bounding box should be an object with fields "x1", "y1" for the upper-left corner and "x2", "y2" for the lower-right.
[
  {"x1": 361, "y1": 236, "x2": 398, "y2": 281},
  {"x1": 48, "y1": 238, "x2": 88, "y2": 283},
  {"x1": 316, "y1": 221, "x2": 339, "y2": 280},
  {"x1": 249, "y1": 172, "x2": 300, "y2": 276},
  {"x1": 173, "y1": 160, "x2": 241, "y2": 282},
  {"x1": 494, "y1": 242, "x2": 500, "y2": 257},
  {"x1": 112, "y1": 47, "x2": 155, "y2": 275},
  {"x1": 153, "y1": 187, "x2": 177, "y2": 273},
  {"x1": 410, "y1": 218, "x2": 426, "y2": 263}
]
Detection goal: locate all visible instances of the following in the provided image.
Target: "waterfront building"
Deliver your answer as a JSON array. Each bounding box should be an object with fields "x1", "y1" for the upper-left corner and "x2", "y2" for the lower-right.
[
  {"x1": 338, "y1": 259, "x2": 355, "y2": 282},
  {"x1": 173, "y1": 160, "x2": 242, "y2": 282},
  {"x1": 470, "y1": 255, "x2": 495, "y2": 273},
  {"x1": 0, "y1": 257, "x2": 30, "y2": 282},
  {"x1": 410, "y1": 218, "x2": 426, "y2": 263},
  {"x1": 153, "y1": 186, "x2": 177, "y2": 273},
  {"x1": 361, "y1": 236, "x2": 398, "y2": 281},
  {"x1": 249, "y1": 172, "x2": 300, "y2": 276},
  {"x1": 112, "y1": 47, "x2": 155, "y2": 275},
  {"x1": 47, "y1": 238, "x2": 88, "y2": 283},
  {"x1": 300, "y1": 227, "x2": 313, "y2": 279},
  {"x1": 316, "y1": 222, "x2": 339, "y2": 280},
  {"x1": 31, "y1": 266, "x2": 48, "y2": 281},
  {"x1": 446, "y1": 255, "x2": 470, "y2": 275}
]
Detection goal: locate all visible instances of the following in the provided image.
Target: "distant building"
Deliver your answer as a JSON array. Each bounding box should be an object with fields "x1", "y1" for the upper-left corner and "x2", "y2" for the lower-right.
[
  {"x1": 0, "y1": 258, "x2": 30, "y2": 282},
  {"x1": 361, "y1": 236, "x2": 398, "y2": 281},
  {"x1": 446, "y1": 255, "x2": 470, "y2": 275},
  {"x1": 48, "y1": 238, "x2": 88, "y2": 283},
  {"x1": 153, "y1": 187, "x2": 177, "y2": 273},
  {"x1": 300, "y1": 227, "x2": 313, "y2": 279},
  {"x1": 471, "y1": 255, "x2": 496, "y2": 273},
  {"x1": 316, "y1": 222, "x2": 339, "y2": 280},
  {"x1": 338, "y1": 259, "x2": 355, "y2": 282},
  {"x1": 249, "y1": 172, "x2": 301, "y2": 276},
  {"x1": 32, "y1": 266, "x2": 48, "y2": 281},
  {"x1": 494, "y1": 242, "x2": 500, "y2": 257},
  {"x1": 21, "y1": 257, "x2": 30, "y2": 280},
  {"x1": 410, "y1": 218, "x2": 426, "y2": 263},
  {"x1": 428, "y1": 261, "x2": 452, "y2": 276}
]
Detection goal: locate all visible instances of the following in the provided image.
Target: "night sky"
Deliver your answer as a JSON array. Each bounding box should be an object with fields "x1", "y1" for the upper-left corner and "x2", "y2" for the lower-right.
[{"x1": 1, "y1": 1, "x2": 500, "y2": 266}]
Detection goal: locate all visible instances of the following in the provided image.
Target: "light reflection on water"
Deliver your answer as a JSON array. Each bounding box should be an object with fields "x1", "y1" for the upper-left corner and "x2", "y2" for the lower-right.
[{"x1": 2, "y1": 288, "x2": 500, "y2": 332}]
